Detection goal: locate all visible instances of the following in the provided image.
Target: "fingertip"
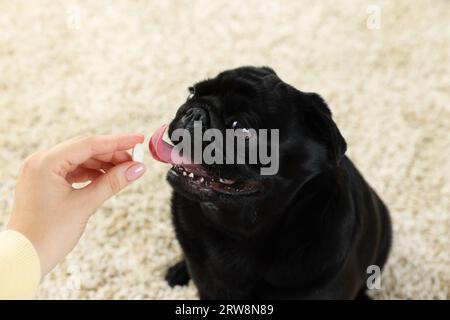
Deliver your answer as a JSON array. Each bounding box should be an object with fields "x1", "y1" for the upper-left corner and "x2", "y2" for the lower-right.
[
  {"x1": 125, "y1": 133, "x2": 145, "y2": 141},
  {"x1": 125, "y1": 163, "x2": 146, "y2": 182},
  {"x1": 135, "y1": 134, "x2": 145, "y2": 144}
]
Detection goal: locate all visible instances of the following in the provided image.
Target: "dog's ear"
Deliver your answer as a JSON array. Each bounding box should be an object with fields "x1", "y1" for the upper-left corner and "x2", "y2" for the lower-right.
[
  {"x1": 300, "y1": 92, "x2": 347, "y2": 165},
  {"x1": 260, "y1": 66, "x2": 277, "y2": 75}
]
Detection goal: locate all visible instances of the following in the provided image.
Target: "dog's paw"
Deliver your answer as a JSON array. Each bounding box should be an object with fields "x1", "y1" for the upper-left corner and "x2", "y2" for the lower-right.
[{"x1": 166, "y1": 260, "x2": 190, "y2": 287}]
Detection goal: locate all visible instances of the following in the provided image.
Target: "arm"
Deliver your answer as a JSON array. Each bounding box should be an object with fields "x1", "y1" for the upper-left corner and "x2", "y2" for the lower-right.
[{"x1": 1, "y1": 133, "x2": 146, "y2": 299}]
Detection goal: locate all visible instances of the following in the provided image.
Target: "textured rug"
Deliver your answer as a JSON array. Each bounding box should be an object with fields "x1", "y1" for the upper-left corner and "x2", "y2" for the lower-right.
[{"x1": 0, "y1": 0, "x2": 448, "y2": 299}]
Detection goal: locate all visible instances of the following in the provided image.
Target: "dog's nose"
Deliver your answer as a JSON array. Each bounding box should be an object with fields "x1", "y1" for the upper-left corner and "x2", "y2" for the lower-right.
[{"x1": 181, "y1": 107, "x2": 209, "y2": 129}]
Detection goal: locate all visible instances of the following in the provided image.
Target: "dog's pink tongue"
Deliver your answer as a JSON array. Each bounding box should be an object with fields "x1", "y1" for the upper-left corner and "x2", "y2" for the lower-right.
[
  {"x1": 149, "y1": 125, "x2": 173, "y2": 163},
  {"x1": 149, "y1": 124, "x2": 189, "y2": 165}
]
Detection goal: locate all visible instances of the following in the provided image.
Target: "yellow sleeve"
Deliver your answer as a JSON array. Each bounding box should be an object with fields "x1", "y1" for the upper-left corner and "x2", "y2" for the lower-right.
[{"x1": 0, "y1": 230, "x2": 41, "y2": 299}]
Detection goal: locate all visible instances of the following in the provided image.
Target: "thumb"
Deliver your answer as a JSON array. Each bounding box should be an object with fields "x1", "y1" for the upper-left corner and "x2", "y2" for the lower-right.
[{"x1": 79, "y1": 161, "x2": 146, "y2": 209}]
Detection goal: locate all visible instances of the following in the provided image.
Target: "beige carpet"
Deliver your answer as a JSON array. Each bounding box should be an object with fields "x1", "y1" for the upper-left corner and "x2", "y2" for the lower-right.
[{"x1": 0, "y1": 0, "x2": 448, "y2": 299}]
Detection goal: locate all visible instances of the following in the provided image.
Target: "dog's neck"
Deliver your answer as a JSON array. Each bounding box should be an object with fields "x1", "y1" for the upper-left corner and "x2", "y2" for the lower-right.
[
  {"x1": 198, "y1": 197, "x2": 288, "y2": 238},
  {"x1": 197, "y1": 167, "x2": 342, "y2": 238},
  {"x1": 199, "y1": 201, "x2": 255, "y2": 237}
]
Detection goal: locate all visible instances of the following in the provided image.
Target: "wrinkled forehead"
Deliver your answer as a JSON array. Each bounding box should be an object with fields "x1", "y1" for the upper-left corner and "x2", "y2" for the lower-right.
[
  {"x1": 192, "y1": 77, "x2": 257, "y2": 99},
  {"x1": 194, "y1": 67, "x2": 279, "y2": 96},
  {"x1": 193, "y1": 70, "x2": 281, "y2": 114}
]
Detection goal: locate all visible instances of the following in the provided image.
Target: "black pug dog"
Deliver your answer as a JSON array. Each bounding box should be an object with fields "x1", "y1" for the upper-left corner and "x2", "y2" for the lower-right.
[{"x1": 163, "y1": 66, "x2": 392, "y2": 299}]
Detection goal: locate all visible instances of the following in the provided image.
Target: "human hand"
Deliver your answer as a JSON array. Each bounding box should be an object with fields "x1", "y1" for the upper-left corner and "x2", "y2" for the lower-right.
[{"x1": 7, "y1": 133, "x2": 146, "y2": 277}]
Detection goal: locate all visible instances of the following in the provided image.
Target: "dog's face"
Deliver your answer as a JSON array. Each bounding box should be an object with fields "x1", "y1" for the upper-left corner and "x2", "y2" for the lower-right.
[{"x1": 167, "y1": 66, "x2": 346, "y2": 208}]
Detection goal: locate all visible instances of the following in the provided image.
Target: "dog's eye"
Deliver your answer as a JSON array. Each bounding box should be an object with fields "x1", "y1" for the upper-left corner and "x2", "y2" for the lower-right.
[
  {"x1": 231, "y1": 121, "x2": 243, "y2": 129},
  {"x1": 187, "y1": 87, "x2": 195, "y2": 100},
  {"x1": 231, "y1": 121, "x2": 252, "y2": 139}
]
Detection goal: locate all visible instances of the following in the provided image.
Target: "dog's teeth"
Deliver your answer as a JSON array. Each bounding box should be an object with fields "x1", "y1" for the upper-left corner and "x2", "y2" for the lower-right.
[
  {"x1": 188, "y1": 173, "x2": 194, "y2": 178},
  {"x1": 183, "y1": 171, "x2": 187, "y2": 176},
  {"x1": 219, "y1": 178, "x2": 225, "y2": 183}
]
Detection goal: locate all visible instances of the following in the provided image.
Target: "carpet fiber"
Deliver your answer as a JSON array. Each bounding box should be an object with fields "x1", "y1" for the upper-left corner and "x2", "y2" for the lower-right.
[{"x1": 0, "y1": 0, "x2": 448, "y2": 299}]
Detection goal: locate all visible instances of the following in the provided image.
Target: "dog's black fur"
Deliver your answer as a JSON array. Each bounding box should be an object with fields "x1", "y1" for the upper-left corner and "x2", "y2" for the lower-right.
[{"x1": 165, "y1": 66, "x2": 392, "y2": 299}]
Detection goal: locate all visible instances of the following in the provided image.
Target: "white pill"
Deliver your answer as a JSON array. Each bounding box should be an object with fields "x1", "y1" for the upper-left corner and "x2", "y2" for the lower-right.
[{"x1": 132, "y1": 143, "x2": 145, "y2": 163}]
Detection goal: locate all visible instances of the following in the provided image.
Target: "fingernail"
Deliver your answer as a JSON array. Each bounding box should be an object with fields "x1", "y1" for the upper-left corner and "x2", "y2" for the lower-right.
[{"x1": 126, "y1": 163, "x2": 146, "y2": 181}]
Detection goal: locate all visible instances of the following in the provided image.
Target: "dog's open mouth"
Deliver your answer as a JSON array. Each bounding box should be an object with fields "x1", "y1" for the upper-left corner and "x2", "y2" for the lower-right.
[
  {"x1": 169, "y1": 164, "x2": 261, "y2": 195},
  {"x1": 149, "y1": 124, "x2": 262, "y2": 196}
]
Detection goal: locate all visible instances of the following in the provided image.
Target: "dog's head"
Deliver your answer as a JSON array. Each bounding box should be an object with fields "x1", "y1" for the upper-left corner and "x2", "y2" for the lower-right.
[{"x1": 165, "y1": 66, "x2": 346, "y2": 209}]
